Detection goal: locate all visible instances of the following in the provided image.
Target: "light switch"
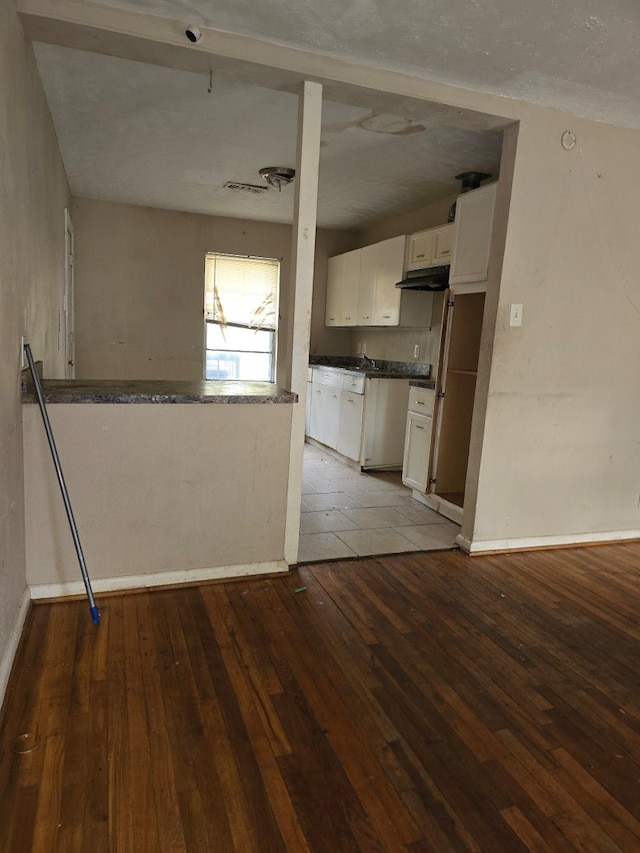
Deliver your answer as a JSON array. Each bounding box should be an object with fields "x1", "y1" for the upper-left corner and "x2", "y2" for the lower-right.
[{"x1": 509, "y1": 303, "x2": 523, "y2": 327}]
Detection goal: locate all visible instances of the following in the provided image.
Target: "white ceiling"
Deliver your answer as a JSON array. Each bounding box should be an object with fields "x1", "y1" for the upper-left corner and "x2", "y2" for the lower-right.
[
  {"x1": 33, "y1": 43, "x2": 502, "y2": 230},
  {"x1": 30, "y1": 0, "x2": 640, "y2": 230}
]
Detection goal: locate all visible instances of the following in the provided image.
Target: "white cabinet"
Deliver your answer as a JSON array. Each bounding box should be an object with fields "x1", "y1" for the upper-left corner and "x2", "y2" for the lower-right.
[
  {"x1": 308, "y1": 368, "x2": 342, "y2": 445},
  {"x1": 357, "y1": 236, "x2": 406, "y2": 326},
  {"x1": 449, "y1": 183, "x2": 497, "y2": 286},
  {"x1": 336, "y1": 390, "x2": 364, "y2": 460},
  {"x1": 402, "y1": 386, "x2": 436, "y2": 493},
  {"x1": 406, "y1": 223, "x2": 455, "y2": 271},
  {"x1": 361, "y1": 377, "x2": 411, "y2": 468},
  {"x1": 306, "y1": 368, "x2": 410, "y2": 468},
  {"x1": 325, "y1": 249, "x2": 360, "y2": 326},
  {"x1": 326, "y1": 236, "x2": 406, "y2": 328},
  {"x1": 308, "y1": 383, "x2": 325, "y2": 442},
  {"x1": 323, "y1": 385, "x2": 341, "y2": 450}
]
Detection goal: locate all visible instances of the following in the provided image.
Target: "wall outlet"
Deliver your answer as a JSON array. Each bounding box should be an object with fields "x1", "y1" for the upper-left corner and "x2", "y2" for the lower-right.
[
  {"x1": 356, "y1": 342, "x2": 362, "y2": 354},
  {"x1": 361, "y1": 342, "x2": 367, "y2": 354},
  {"x1": 413, "y1": 343, "x2": 420, "y2": 359}
]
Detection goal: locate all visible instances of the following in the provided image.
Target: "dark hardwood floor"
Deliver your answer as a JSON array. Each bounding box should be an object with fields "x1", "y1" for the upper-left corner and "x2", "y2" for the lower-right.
[{"x1": 2, "y1": 543, "x2": 640, "y2": 851}]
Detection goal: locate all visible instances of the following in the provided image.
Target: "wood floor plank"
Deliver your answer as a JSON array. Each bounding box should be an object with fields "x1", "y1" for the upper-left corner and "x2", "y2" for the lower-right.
[{"x1": 4, "y1": 542, "x2": 640, "y2": 849}]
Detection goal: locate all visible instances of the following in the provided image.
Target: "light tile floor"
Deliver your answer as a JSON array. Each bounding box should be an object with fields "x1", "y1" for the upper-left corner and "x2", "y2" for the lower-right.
[{"x1": 298, "y1": 443, "x2": 460, "y2": 563}]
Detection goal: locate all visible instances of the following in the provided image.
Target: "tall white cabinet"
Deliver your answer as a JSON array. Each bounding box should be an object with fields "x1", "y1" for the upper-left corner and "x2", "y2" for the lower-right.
[{"x1": 449, "y1": 183, "x2": 497, "y2": 286}]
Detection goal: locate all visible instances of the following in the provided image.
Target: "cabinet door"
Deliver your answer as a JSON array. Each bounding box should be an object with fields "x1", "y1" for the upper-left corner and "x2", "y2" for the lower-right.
[
  {"x1": 341, "y1": 249, "x2": 361, "y2": 325},
  {"x1": 308, "y1": 383, "x2": 325, "y2": 442},
  {"x1": 325, "y1": 249, "x2": 361, "y2": 326},
  {"x1": 357, "y1": 244, "x2": 377, "y2": 325},
  {"x1": 450, "y1": 183, "x2": 497, "y2": 285},
  {"x1": 402, "y1": 412, "x2": 433, "y2": 492},
  {"x1": 371, "y1": 235, "x2": 405, "y2": 326},
  {"x1": 433, "y1": 223, "x2": 455, "y2": 264},
  {"x1": 325, "y1": 255, "x2": 343, "y2": 326},
  {"x1": 305, "y1": 380, "x2": 312, "y2": 436},
  {"x1": 337, "y1": 391, "x2": 364, "y2": 461},
  {"x1": 323, "y1": 387, "x2": 341, "y2": 450},
  {"x1": 407, "y1": 230, "x2": 434, "y2": 270}
]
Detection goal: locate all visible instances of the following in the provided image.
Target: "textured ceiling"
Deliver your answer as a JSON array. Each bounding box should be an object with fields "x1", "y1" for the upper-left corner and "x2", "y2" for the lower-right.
[
  {"x1": 27, "y1": 0, "x2": 640, "y2": 228},
  {"x1": 73, "y1": 0, "x2": 640, "y2": 129},
  {"x1": 33, "y1": 43, "x2": 502, "y2": 230}
]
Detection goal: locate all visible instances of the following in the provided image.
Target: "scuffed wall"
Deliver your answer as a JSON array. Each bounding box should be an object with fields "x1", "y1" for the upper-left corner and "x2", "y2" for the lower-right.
[
  {"x1": 0, "y1": 0, "x2": 70, "y2": 704},
  {"x1": 72, "y1": 197, "x2": 354, "y2": 380}
]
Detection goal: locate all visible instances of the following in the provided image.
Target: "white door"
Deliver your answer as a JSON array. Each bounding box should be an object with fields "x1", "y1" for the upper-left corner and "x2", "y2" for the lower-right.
[{"x1": 64, "y1": 209, "x2": 76, "y2": 379}]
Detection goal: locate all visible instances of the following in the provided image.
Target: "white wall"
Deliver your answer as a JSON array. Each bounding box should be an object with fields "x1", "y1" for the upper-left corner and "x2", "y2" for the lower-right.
[
  {"x1": 72, "y1": 197, "x2": 354, "y2": 382},
  {"x1": 466, "y1": 109, "x2": 640, "y2": 549},
  {"x1": 0, "y1": 0, "x2": 70, "y2": 706},
  {"x1": 23, "y1": 402, "x2": 293, "y2": 591}
]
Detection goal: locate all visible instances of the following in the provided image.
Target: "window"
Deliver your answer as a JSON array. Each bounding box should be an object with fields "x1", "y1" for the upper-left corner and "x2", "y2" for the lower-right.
[{"x1": 204, "y1": 253, "x2": 280, "y2": 381}]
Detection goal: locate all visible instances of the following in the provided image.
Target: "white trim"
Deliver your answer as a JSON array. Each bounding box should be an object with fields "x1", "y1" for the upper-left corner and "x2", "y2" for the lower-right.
[
  {"x1": 423, "y1": 493, "x2": 464, "y2": 525},
  {"x1": 456, "y1": 534, "x2": 472, "y2": 553},
  {"x1": 284, "y1": 80, "x2": 323, "y2": 566},
  {"x1": 464, "y1": 529, "x2": 640, "y2": 555},
  {"x1": 29, "y1": 560, "x2": 289, "y2": 600},
  {"x1": 0, "y1": 589, "x2": 31, "y2": 713}
]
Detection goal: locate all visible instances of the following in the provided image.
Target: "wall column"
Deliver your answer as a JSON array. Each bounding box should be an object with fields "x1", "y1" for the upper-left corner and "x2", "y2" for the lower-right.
[{"x1": 284, "y1": 80, "x2": 322, "y2": 565}]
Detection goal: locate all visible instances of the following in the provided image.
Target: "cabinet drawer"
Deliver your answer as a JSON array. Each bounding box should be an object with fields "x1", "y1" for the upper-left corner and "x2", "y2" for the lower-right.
[
  {"x1": 408, "y1": 386, "x2": 435, "y2": 415},
  {"x1": 312, "y1": 368, "x2": 343, "y2": 388},
  {"x1": 341, "y1": 373, "x2": 365, "y2": 394}
]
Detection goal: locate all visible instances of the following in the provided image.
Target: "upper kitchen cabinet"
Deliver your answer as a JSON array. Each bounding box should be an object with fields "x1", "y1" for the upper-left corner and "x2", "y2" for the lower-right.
[
  {"x1": 449, "y1": 182, "x2": 497, "y2": 286},
  {"x1": 358, "y1": 236, "x2": 405, "y2": 326},
  {"x1": 406, "y1": 223, "x2": 455, "y2": 271},
  {"x1": 325, "y1": 249, "x2": 361, "y2": 326},
  {"x1": 326, "y1": 235, "x2": 407, "y2": 328}
]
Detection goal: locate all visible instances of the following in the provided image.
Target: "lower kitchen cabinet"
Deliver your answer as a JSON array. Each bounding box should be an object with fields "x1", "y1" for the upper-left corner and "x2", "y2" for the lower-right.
[
  {"x1": 402, "y1": 413, "x2": 432, "y2": 492},
  {"x1": 336, "y1": 390, "x2": 364, "y2": 460},
  {"x1": 306, "y1": 367, "x2": 410, "y2": 469},
  {"x1": 402, "y1": 386, "x2": 436, "y2": 492}
]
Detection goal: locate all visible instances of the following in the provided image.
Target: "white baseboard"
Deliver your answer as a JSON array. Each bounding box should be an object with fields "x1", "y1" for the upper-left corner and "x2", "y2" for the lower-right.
[
  {"x1": 422, "y1": 493, "x2": 464, "y2": 525},
  {"x1": 29, "y1": 560, "x2": 290, "y2": 600},
  {"x1": 0, "y1": 589, "x2": 31, "y2": 713},
  {"x1": 464, "y1": 529, "x2": 640, "y2": 555}
]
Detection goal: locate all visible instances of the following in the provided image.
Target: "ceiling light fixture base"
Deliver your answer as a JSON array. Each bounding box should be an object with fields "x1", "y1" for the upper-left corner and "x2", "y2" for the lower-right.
[{"x1": 259, "y1": 166, "x2": 295, "y2": 192}]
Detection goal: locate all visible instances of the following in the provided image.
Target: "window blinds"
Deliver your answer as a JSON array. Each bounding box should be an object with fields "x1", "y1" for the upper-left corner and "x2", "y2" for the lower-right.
[{"x1": 204, "y1": 254, "x2": 279, "y2": 331}]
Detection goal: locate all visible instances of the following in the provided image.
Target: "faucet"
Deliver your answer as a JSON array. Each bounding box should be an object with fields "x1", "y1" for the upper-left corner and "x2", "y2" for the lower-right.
[{"x1": 361, "y1": 355, "x2": 377, "y2": 370}]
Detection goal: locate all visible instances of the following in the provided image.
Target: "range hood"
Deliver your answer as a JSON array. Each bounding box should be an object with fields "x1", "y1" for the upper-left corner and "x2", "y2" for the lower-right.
[{"x1": 395, "y1": 264, "x2": 449, "y2": 291}]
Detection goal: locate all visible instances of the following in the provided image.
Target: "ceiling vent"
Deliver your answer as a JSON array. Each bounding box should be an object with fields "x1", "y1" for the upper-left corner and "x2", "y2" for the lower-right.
[{"x1": 224, "y1": 181, "x2": 269, "y2": 195}]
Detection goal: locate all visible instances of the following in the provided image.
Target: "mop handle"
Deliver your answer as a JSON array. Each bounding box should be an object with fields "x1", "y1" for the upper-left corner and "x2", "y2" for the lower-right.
[{"x1": 24, "y1": 344, "x2": 100, "y2": 625}]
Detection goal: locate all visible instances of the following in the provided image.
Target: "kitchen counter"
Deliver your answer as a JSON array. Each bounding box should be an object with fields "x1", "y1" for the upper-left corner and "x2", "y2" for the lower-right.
[
  {"x1": 309, "y1": 355, "x2": 431, "y2": 382},
  {"x1": 22, "y1": 378, "x2": 297, "y2": 404},
  {"x1": 409, "y1": 378, "x2": 437, "y2": 390}
]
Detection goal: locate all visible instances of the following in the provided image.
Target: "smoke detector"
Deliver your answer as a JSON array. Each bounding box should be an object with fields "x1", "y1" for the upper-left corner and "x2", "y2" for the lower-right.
[{"x1": 259, "y1": 166, "x2": 295, "y2": 192}]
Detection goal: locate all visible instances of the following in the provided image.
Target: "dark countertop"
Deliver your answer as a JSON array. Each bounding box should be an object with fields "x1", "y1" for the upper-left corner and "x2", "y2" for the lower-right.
[
  {"x1": 22, "y1": 379, "x2": 297, "y2": 404},
  {"x1": 310, "y1": 355, "x2": 431, "y2": 381},
  {"x1": 409, "y1": 379, "x2": 437, "y2": 390}
]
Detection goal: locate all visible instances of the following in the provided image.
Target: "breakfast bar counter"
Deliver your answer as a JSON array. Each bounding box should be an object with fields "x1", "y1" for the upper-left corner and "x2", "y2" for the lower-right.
[{"x1": 22, "y1": 378, "x2": 296, "y2": 599}]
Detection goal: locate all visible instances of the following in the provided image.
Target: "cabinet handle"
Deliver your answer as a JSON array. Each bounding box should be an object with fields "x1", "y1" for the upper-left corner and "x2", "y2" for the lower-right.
[
  {"x1": 441, "y1": 249, "x2": 450, "y2": 255},
  {"x1": 345, "y1": 316, "x2": 351, "y2": 320},
  {"x1": 416, "y1": 401, "x2": 425, "y2": 405},
  {"x1": 415, "y1": 425, "x2": 425, "y2": 430},
  {"x1": 362, "y1": 315, "x2": 370, "y2": 319},
  {"x1": 416, "y1": 252, "x2": 425, "y2": 258},
  {"x1": 382, "y1": 314, "x2": 391, "y2": 318},
  {"x1": 347, "y1": 399, "x2": 355, "y2": 404}
]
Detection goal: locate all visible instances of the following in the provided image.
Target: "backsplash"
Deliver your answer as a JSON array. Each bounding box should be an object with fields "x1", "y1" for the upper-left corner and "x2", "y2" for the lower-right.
[{"x1": 346, "y1": 291, "x2": 445, "y2": 371}]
